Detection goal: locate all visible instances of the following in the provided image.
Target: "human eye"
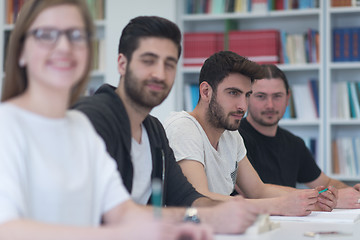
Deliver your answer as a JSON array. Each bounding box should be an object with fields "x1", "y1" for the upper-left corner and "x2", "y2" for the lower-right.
[
  {"x1": 142, "y1": 58, "x2": 155, "y2": 65},
  {"x1": 35, "y1": 28, "x2": 58, "y2": 43},
  {"x1": 68, "y1": 29, "x2": 88, "y2": 42},
  {"x1": 274, "y1": 94, "x2": 284, "y2": 100},
  {"x1": 228, "y1": 90, "x2": 238, "y2": 96},
  {"x1": 165, "y1": 61, "x2": 176, "y2": 70},
  {"x1": 255, "y1": 94, "x2": 265, "y2": 100}
]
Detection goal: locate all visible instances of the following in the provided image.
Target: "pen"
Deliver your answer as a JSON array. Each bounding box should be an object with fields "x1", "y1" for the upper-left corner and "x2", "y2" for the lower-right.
[
  {"x1": 318, "y1": 188, "x2": 328, "y2": 194},
  {"x1": 151, "y1": 178, "x2": 162, "y2": 218}
]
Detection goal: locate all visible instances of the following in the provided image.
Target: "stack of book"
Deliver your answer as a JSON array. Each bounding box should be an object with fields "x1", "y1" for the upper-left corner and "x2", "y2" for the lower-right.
[
  {"x1": 228, "y1": 29, "x2": 280, "y2": 64},
  {"x1": 331, "y1": 0, "x2": 360, "y2": 7},
  {"x1": 183, "y1": 32, "x2": 224, "y2": 66},
  {"x1": 290, "y1": 79, "x2": 319, "y2": 120},
  {"x1": 5, "y1": 0, "x2": 26, "y2": 24},
  {"x1": 331, "y1": 81, "x2": 360, "y2": 119},
  {"x1": 333, "y1": 27, "x2": 360, "y2": 62},
  {"x1": 332, "y1": 137, "x2": 360, "y2": 176},
  {"x1": 184, "y1": 0, "x2": 319, "y2": 14}
]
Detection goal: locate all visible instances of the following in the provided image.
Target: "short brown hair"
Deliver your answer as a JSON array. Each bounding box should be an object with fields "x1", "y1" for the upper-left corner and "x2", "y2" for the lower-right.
[
  {"x1": 199, "y1": 51, "x2": 264, "y2": 94},
  {"x1": 1, "y1": 0, "x2": 94, "y2": 105}
]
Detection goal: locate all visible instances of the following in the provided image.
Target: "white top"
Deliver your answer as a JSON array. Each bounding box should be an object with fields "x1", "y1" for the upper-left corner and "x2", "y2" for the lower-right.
[
  {"x1": 130, "y1": 124, "x2": 152, "y2": 205},
  {"x1": 0, "y1": 103, "x2": 130, "y2": 226},
  {"x1": 164, "y1": 111, "x2": 247, "y2": 195}
]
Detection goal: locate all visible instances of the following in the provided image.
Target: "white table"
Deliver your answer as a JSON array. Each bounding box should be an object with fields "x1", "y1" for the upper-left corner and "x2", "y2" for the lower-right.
[{"x1": 216, "y1": 220, "x2": 360, "y2": 240}]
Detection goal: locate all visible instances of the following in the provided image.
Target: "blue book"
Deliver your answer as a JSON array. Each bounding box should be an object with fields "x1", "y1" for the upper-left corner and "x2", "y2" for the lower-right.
[
  {"x1": 190, "y1": 84, "x2": 199, "y2": 110},
  {"x1": 308, "y1": 79, "x2": 319, "y2": 118},
  {"x1": 282, "y1": 105, "x2": 291, "y2": 119},
  {"x1": 343, "y1": 28, "x2": 352, "y2": 62},
  {"x1": 351, "y1": 27, "x2": 360, "y2": 61},
  {"x1": 333, "y1": 28, "x2": 343, "y2": 62},
  {"x1": 280, "y1": 30, "x2": 289, "y2": 64},
  {"x1": 347, "y1": 82, "x2": 356, "y2": 118}
]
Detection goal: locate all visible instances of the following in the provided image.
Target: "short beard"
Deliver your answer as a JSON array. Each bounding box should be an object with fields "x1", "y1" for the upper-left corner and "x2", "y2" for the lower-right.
[
  {"x1": 251, "y1": 110, "x2": 281, "y2": 127},
  {"x1": 124, "y1": 65, "x2": 169, "y2": 109},
  {"x1": 206, "y1": 94, "x2": 243, "y2": 131}
]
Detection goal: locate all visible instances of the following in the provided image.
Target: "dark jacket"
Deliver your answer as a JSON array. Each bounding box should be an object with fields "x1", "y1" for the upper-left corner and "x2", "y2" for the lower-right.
[{"x1": 73, "y1": 84, "x2": 203, "y2": 206}]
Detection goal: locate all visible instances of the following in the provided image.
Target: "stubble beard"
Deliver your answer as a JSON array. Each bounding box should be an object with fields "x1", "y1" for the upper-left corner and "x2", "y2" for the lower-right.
[
  {"x1": 124, "y1": 66, "x2": 170, "y2": 109},
  {"x1": 207, "y1": 94, "x2": 243, "y2": 131}
]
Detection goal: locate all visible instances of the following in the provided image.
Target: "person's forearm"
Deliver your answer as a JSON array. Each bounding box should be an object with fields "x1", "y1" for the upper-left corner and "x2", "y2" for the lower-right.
[
  {"x1": 328, "y1": 178, "x2": 349, "y2": 189},
  {"x1": 256, "y1": 184, "x2": 295, "y2": 198},
  {"x1": 0, "y1": 220, "x2": 115, "y2": 240},
  {"x1": 245, "y1": 198, "x2": 283, "y2": 215}
]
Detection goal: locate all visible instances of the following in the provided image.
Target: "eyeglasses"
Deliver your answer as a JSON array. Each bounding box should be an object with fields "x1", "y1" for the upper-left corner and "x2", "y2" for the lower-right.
[{"x1": 26, "y1": 28, "x2": 90, "y2": 49}]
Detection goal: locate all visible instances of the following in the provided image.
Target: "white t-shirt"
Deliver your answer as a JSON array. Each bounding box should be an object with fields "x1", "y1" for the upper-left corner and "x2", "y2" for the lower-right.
[
  {"x1": 164, "y1": 111, "x2": 247, "y2": 195},
  {"x1": 0, "y1": 103, "x2": 130, "y2": 226},
  {"x1": 130, "y1": 124, "x2": 152, "y2": 205}
]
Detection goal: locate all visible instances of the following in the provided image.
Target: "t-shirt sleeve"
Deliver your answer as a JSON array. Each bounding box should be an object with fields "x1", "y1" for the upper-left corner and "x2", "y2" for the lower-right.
[
  {"x1": 296, "y1": 137, "x2": 322, "y2": 183},
  {"x1": 0, "y1": 117, "x2": 25, "y2": 224},
  {"x1": 165, "y1": 117, "x2": 205, "y2": 166},
  {"x1": 234, "y1": 132, "x2": 247, "y2": 163}
]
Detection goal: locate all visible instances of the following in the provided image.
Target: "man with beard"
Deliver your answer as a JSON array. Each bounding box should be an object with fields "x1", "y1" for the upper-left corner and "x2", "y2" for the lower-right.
[
  {"x1": 73, "y1": 16, "x2": 266, "y2": 234},
  {"x1": 164, "y1": 51, "x2": 338, "y2": 215},
  {"x1": 239, "y1": 64, "x2": 360, "y2": 209}
]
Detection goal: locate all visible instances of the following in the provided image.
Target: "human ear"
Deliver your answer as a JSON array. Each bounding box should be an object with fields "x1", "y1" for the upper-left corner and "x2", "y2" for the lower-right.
[
  {"x1": 199, "y1": 81, "x2": 212, "y2": 103},
  {"x1": 117, "y1": 53, "x2": 128, "y2": 75}
]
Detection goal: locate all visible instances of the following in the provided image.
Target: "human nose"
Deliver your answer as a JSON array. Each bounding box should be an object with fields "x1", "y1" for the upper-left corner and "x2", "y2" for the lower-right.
[
  {"x1": 151, "y1": 62, "x2": 166, "y2": 80},
  {"x1": 237, "y1": 95, "x2": 248, "y2": 111},
  {"x1": 54, "y1": 33, "x2": 72, "y2": 51},
  {"x1": 265, "y1": 97, "x2": 274, "y2": 108}
]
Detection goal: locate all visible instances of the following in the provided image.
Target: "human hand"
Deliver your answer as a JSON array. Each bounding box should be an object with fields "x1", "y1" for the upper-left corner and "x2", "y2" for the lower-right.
[
  {"x1": 336, "y1": 186, "x2": 360, "y2": 209},
  {"x1": 314, "y1": 186, "x2": 338, "y2": 211},
  {"x1": 205, "y1": 195, "x2": 263, "y2": 234},
  {"x1": 114, "y1": 218, "x2": 213, "y2": 240},
  {"x1": 278, "y1": 189, "x2": 318, "y2": 216}
]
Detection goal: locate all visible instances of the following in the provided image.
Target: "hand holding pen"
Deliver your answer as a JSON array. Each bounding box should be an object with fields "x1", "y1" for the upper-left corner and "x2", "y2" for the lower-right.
[{"x1": 315, "y1": 186, "x2": 338, "y2": 212}]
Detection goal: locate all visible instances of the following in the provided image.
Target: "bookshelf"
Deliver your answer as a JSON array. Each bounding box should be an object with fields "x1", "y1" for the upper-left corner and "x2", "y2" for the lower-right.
[
  {"x1": 176, "y1": 0, "x2": 349, "y2": 181},
  {"x1": 325, "y1": 1, "x2": 360, "y2": 181},
  {"x1": 0, "y1": 0, "x2": 107, "y2": 99}
]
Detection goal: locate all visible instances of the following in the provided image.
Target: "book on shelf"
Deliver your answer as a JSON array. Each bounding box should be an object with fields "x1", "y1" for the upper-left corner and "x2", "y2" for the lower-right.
[
  {"x1": 333, "y1": 27, "x2": 360, "y2": 62},
  {"x1": 5, "y1": 0, "x2": 26, "y2": 24},
  {"x1": 332, "y1": 140, "x2": 340, "y2": 174},
  {"x1": 331, "y1": 0, "x2": 353, "y2": 7},
  {"x1": 291, "y1": 80, "x2": 318, "y2": 120},
  {"x1": 185, "y1": 84, "x2": 200, "y2": 111},
  {"x1": 331, "y1": 81, "x2": 360, "y2": 119},
  {"x1": 308, "y1": 79, "x2": 319, "y2": 118},
  {"x1": 92, "y1": 39, "x2": 105, "y2": 71},
  {"x1": 228, "y1": 29, "x2": 280, "y2": 64},
  {"x1": 250, "y1": 0, "x2": 267, "y2": 12},
  {"x1": 282, "y1": 30, "x2": 319, "y2": 64},
  {"x1": 282, "y1": 89, "x2": 296, "y2": 119},
  {"x1": 183, "y1": 32, "x2": 224, "y2": 66},
  {"x1": 332, "y1": 137, "x2": 360, "y2": 176},
  {"x1": 86, "y1": 0, "x2": 105, "y2": 20},
  {"x1": 184, "y1": 0, "x2": 318, "y2": 14},
  {"x1": 234, "y1": 0, "x2": 250, "y2": 12}
]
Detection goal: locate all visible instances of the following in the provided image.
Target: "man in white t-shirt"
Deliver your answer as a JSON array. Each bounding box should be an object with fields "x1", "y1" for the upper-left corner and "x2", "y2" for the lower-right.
[{"x1": 164, "y1": 51, "x2": 338, "y2": 216}]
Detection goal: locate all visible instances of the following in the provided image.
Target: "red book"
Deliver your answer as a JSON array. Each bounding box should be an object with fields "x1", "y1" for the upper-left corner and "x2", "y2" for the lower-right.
[
  {"x1": 275, "y1": 0, "x2": 284, "y2": 10},
  {"x1": 183, "y1": 32, "x2": 224, "y2": 66},
  {"x1": 228, "y1": 29, "x2": 280, "y2": 64}
]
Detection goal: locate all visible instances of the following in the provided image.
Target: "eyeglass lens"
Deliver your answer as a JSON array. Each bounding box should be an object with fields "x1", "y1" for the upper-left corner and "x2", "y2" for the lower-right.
[{"x1": 28, "y1": 28, "x2": 89, "y2": 48}]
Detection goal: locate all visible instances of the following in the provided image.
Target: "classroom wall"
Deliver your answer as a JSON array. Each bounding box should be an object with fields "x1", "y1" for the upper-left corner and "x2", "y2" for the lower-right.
[{"x1": 106, "y1": 0, "x2": 177, "y2": 123}]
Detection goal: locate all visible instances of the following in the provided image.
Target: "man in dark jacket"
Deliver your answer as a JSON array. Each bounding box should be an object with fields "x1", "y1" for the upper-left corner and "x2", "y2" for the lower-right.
[{"x1": 73, "y1": 16, "x2": 262, "y2": 234}]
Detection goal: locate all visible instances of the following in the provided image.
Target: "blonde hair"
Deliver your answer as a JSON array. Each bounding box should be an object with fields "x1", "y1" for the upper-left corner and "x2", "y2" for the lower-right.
[{"x1": 1, "y1": 0, "x2": 94, "y2": 105}]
